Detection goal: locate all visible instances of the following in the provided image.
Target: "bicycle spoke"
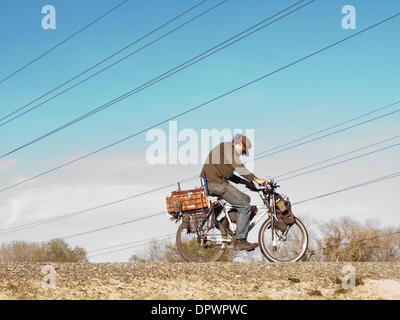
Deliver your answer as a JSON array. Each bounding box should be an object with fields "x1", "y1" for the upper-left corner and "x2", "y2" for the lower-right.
[
  {"x1": 176, "y1": 217, "x2": 228, "y2": 262},
  {"x1": 260, "y1": 218, "x2": 308, "y2": 262}
]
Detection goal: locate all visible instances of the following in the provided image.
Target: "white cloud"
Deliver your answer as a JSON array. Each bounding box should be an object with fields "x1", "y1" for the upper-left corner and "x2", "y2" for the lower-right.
[
  {"x1": 0, "y1": 155, "x2": 199, "y2": 261},
  {"x1": 0, "y1": 201, "x2": 15, "y2": 227},
  {"x1": 0, "y1": 159, "x2": 16, "y2": 171},
  {"x1": 0, "y1": 145, "x2": 398, "y2": 262}
]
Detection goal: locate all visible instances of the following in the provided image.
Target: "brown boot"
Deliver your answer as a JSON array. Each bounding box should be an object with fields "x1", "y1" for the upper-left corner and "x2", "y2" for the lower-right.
[{"x1": 232, "y1": 238, "x2": 258, "y2": 251}]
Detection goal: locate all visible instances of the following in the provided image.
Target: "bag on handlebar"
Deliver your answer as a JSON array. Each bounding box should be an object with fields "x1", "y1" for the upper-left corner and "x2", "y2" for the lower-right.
[{"x1": 275, "y1": 194, "x2": 295, "y2": 231}]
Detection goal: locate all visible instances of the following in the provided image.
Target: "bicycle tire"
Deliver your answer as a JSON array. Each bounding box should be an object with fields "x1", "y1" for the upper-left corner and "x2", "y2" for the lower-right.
[
  {"x1": 176, "y1": 220, "x2": 228, "y2": 262},
  {"x1": 258, "y1": 217, "x2": 308, "y2": 262}
]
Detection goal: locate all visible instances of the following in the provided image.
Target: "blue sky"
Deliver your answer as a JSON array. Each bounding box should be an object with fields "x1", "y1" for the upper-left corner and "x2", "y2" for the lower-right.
[{"x1": 0, "y1": 0, "x2": 399, "y2": 261}]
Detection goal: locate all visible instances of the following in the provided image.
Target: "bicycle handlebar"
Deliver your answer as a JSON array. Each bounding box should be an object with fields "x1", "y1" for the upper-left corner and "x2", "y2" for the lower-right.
[{"x1": 248, "y1": 179, "x2": 280, "y2": 193}]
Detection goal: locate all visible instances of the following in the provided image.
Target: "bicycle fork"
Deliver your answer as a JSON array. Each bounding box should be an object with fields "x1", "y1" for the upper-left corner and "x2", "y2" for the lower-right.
[{"x1": 270, "y1": 195, "x2": 278, "y2": 251}]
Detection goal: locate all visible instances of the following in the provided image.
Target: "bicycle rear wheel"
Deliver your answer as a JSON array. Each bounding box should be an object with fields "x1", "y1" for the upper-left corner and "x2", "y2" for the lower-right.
[
  {"x1": 258, "y1": 217, "x2": 308, "y2": 262},
  {"x1": 176, "y1": 217, "x2": 228, "y2": 262}
]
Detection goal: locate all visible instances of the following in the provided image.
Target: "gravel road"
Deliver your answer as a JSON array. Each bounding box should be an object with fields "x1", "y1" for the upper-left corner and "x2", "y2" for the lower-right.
[{"x1": 1, "y1": 262, "x2": 400, "y2": 300}]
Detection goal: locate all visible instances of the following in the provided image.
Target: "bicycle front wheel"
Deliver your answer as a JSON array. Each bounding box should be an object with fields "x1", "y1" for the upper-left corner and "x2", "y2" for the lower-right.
[
  {"x1": 176, "y1": 220, "x2": 228, "y2": 263},
  {"x1": 258, "y1": 217, "x2": 308, "y2": 262}
]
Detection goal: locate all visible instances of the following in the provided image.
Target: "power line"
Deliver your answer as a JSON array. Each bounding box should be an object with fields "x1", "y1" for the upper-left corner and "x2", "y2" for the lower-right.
[
  {"x1": 2, "y1": 165, "x2": 399, "y2": 247},
  {"x1": 1, "y1": 4, "x2": 400, "y2": 262},
  {"x1": 0, "y1": 0, "x2": 216, "y2": 126},
  {"x1": 1, "y1": 12, "x2": 398, "y2": 235},
  {"x1": 62, "y1": 211, "x2": 166, "y2": 240},
  {"x1": 1, "y1": 11, "x2": 397, "y2": 192},
  {"x1": 0, "y1": 0, "x2": 309, "y2": 128},
  {"x1": 1, "y1": 102, "x2": 398, "y2": 195},
  {"x1": 275, "y1": 133, "x2": 400, "y2": 179},
  {"x1": 88, "y1": 225, "x2": 400, "y2": 259},
  {"x1": 0, "y1": 4, "x2": 312, "y2": 237},
  {"x1": 253, "y1": 108, "x2": 400, "y2": 162},
  {"x1": 46, "y1": 100, "x2": 400, "y2": 216},
  {"x1": 46, "y1": 170, "x2": 400, "y2": 241},
  {"x1": 292, "y1": 170, "x2": 400, "y2": 205},
  {"x1": 2, "y1": 138, "x2": 397, "y2": 237},
  {"x1": 47, "y1": 162, "x2": 400, "y2": 257},
  {"x1": 255, "y1": 99, "x2": 400, "y2": 159},
  {"x1": 1, "y1": 104, "x2": 399, "y2": 235},
  {"x1": 0, "y1": 0, "x2": 314, "y2": 153},
  {"x1": 88, "y1": 234, "x2": 176, "y2": 259},
  {"x1": 351, "y1": 231, "x2": 400, "y2": 244},
  {"x1": 0, "y1": 176, "x2": 196, "y2": 235},
  {"x1": 277, "y1": 134, "x2": 400, "y2": 182},
  {"x1": 87, "y1": 232, "x2": 175, "y2": 254},
  {"x1": 0, "y1": 0, "x2": 129, "y2": 85},
  {"x1": 308, "y1": 231, "x2": 400, "y2": 254}
]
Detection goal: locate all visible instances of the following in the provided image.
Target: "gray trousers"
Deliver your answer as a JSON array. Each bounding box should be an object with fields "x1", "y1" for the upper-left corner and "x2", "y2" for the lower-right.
[{"x1": 207, "y1": 181, "x2": 252, "y2": 239}]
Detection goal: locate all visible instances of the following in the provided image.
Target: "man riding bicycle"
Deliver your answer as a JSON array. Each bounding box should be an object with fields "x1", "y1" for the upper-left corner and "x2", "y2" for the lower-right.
[{"x1": 200, "y1": 134, "x2": 267, "y2": 252}]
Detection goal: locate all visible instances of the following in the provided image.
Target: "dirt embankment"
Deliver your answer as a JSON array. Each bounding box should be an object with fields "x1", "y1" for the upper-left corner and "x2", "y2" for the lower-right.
[{"x1": 0, "y1": 262, "x2": 400, "y2": 300}]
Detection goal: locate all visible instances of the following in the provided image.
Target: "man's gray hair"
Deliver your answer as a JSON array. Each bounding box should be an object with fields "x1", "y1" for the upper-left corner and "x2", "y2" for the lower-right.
[{"x1": 233, "y1": 133, "x2": 252, "y2": 149}]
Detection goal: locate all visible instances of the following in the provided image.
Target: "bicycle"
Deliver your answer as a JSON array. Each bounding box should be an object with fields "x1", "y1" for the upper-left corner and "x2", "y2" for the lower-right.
[{"x1": 174, "y1": 180, "x2": 308, "y2": 262}]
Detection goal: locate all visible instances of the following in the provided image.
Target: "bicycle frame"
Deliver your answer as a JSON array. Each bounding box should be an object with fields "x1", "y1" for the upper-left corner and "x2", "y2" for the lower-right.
[
  {"x1": 176, "y1": 181, "x2": 308, "y2": 262},
  {"x1": 190, "y1": 188, "x2": 281, "y2": 244}
]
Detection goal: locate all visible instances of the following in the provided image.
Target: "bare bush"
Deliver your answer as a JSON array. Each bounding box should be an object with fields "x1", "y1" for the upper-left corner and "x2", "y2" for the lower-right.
[
  {"x1": 129, "y1": 240, "x2": 179, "y2": 262},
  {"x1": 0, "y1": 238, "x2": 88, "y2": 262},
  {"x1": 129, "y1": 239, "x2": 234, "y2": 262},
  {"x1": 128, "y1": 216, "x2": 400, "y2": 263},
  {"x1": 307, "y1": 217, "x2": 400, "y2": 262}
]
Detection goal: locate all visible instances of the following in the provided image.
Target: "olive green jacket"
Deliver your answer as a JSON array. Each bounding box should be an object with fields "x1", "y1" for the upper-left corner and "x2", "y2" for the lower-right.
[{"x1": 200, "y1": 142, "x2": 255, "y2": 184}]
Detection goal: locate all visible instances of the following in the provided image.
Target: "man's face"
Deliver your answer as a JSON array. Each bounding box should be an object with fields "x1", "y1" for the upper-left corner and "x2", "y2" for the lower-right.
[
  {"x1": 241, "y1": 143, "x2": 249, "y2": 156},
  {"x1": 234, "y1": 142, "x2": 248, "y2": 156}
]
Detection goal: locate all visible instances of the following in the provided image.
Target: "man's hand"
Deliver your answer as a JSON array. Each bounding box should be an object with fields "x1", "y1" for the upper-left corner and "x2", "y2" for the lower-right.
[
  {"x1": 244, "y1": 180, "x2": 258, "y2": 191},
  {"x1": 254, "y1": 177, "x2": 267, "y2": 186}
]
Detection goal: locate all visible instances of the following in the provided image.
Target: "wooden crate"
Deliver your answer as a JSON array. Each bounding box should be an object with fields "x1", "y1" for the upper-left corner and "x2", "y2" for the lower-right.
[{"x1": 166, "y1": 186, "x2": 208, "y2": 213}]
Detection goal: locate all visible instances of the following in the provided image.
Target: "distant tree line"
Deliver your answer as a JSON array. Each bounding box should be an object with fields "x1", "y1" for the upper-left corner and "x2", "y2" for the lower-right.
[
  {"x1": 305, "y1": 217, "x2": 400, "y2": 262},
  {"x1": 0, "y1": 238, "x2": 88, "y2": 262},
  {"x1": 0, "y1": 216, "x2": 399, "y2": 263},
  {"x1": 129, "y1": 216, "x2": 400, "y2": 263}
]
